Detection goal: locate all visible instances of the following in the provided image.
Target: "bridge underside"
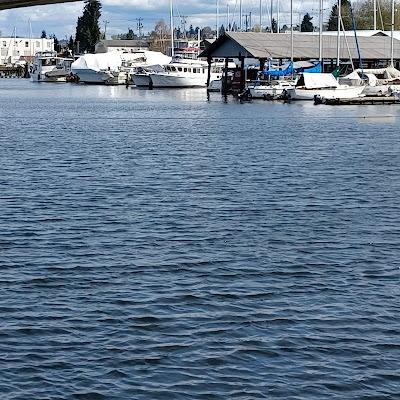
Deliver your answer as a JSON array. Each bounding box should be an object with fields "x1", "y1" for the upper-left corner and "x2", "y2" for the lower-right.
[{"x1": 0, "y1": 0, "x2": 80, "y2": 10}]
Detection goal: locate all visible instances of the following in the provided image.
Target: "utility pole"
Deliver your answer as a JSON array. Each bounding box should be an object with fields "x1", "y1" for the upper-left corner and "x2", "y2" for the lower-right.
[
  {"x1": 249, "y1": 12, "x2": 252, "y2": 31},
  {"x1": 136, "y1": 18, "x2": 143, "y2": 38},
  {"x1": 244, "y1": 13, "x2": 249, "y2": 32},
  {"x1": 104, "y1": 20, "x2": 109, "y2": 39}
]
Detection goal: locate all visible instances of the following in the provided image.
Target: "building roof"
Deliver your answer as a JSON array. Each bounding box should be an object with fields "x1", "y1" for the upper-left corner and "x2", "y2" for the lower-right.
[
  {"x1": 199, "y1": 32, "x2": 400, "y2": 60},
  {"x1": 97, "y1": 39, "x2": 149, "y2": 48}
]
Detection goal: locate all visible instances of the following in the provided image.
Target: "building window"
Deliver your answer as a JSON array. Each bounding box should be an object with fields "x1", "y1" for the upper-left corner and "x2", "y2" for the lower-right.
[
  {"x1": 25, "y1": 41, "x2": 29, "y2": 48},
  {"x1": 36, "y1": 41, "x2": 40, "y2": 47},
  {"x1": 2, "y1": 41, "x2": 6, "y2": 47},
  {"x1": 47, "y1": 41, "x2": 51, "y2": 48}
]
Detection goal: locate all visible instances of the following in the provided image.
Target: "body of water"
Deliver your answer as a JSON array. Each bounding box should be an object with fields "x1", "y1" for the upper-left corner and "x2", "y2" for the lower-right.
[{"x1": 1, "y1": 80, "x2": 400, "y2": 399}]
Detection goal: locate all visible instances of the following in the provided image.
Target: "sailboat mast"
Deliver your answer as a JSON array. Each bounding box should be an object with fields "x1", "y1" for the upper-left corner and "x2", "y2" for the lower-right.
[
  {"x1": 277, "y1": 0, "x2": 280, "y2": 33},
  {"x1": 373, "y1": 0, "x2": 377, "y2": 30},
  {"x1": 239, "y1": 0, "x2": 242, "y2": 30},
  {"x1": 259, "y1": 0, "x2": 262, "y2": 30},
  {"x1": 337, "y1": 0, "x2": 341, "y2": 67},
  {"x1": 270, "y1": 0, "x2": 273, "y2": 32},
  {"x1": 170, "y1": 0, "x2": 174, "y2": 57},
  {"x1": 216, "y1": 0, "x2": 220, "y2": 37},
  {"x1": 319, "y1": 0, "x2": 323, "y2": 67},
  {"x1": 290, "y1": 0, "x2": 293, "y2": 68},
  {"x1": 391, "y1": 0, "x2": 395, "y2": 65}
]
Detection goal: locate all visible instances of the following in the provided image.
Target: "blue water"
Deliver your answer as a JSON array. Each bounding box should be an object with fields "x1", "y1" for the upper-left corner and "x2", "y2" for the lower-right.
[{"x1": 1, "y1": 80, "x2": 400, "y2": 399}]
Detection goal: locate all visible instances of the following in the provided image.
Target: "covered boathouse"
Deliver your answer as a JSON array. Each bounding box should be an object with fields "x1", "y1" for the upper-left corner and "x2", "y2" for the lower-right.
[{"x1": 199, "y1": 32, "x2": 400, "y2": 93}]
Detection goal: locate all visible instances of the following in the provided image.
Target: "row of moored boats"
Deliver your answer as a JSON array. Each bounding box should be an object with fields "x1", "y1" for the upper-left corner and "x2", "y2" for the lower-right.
[
  {"x1": 31, "y1": 50, "x2": 226, "y2": 89},
  {"x1": 31, "y1": 50, "x2": 400, "y2": 101}
]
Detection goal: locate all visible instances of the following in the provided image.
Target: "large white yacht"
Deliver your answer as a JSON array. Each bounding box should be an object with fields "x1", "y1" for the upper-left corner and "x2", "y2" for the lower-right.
[
  {"x1": 149, "y1": 59, "x2": 223, "y2": 88},
  {"x1": 31, "y1": 51, "x2": 73, "y2": 82}
]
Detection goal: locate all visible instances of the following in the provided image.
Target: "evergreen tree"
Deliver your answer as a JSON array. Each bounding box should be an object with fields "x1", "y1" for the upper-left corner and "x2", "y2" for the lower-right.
[
  {"x1": 300, "y1": 13, "x2": 314, "y2": 32},
  {"x1": 327, "y1": 0, "x2": 352, "y2": 31},
  {"x1": 41, "y1": 30, "x2": 47, "y2": 38},
  {"x1": 219, "y1": 24, "x2": 225, "y2": 36},
  {"x1": 126, "y1": 28, "x2": 135, "y2": 39},
  {"x1": 75, "y1": 0, "x2": 102, "y2": 53},
  {"x1": 50, "y1": 34, "x2": 60, "y2": 52},
  {"x1": 68, "y1": 35, "x2": 74, "y2": 52}
]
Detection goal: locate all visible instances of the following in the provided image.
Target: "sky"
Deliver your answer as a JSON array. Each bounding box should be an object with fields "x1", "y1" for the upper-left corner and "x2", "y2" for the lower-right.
[{"x1": 0, "y1": 0, "x2": 336, "y2": 40}]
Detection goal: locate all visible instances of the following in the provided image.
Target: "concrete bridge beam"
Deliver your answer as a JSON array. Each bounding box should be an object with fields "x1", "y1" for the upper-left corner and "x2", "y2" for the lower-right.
[{"x1": 0, "y1": 0, "x2": 80, "y2": 11}]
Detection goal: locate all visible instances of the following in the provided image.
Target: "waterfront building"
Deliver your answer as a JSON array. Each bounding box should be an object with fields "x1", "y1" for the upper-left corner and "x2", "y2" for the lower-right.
[
  {"x1": 0, "y1": 37, "x2": 54, "y2": 65},
  {"x1": 94, "y1": 39, "x2": 149, "y2": 53}
]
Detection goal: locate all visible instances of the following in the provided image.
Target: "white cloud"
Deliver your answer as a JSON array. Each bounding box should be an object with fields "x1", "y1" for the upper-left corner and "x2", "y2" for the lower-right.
[{"x1": 0, "y1": 0, "x2": 338, "y2": 39}]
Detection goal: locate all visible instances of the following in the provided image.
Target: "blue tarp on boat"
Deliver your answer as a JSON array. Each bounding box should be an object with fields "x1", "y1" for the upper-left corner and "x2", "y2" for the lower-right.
[
  {"x1": 263, "y1": 62, "x2": 293, "y2": 77},
  {"x1": 299, "y1": 62, "x2": 322, "y2": 73},
  {"x1": 263, "y1": 62, "x2": 322, "y2": 77}
]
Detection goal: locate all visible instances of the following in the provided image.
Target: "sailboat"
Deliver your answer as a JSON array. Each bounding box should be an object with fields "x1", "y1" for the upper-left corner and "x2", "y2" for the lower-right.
[
  {"x1": 292, "y1": 0, "x2": 365, "y2": 100},
  {"x1": 342, "y1": 0, "x2": 400, "y2": 96},
  {"x1": 246, "y1": 0, "x2": 297, "y2": 98}
]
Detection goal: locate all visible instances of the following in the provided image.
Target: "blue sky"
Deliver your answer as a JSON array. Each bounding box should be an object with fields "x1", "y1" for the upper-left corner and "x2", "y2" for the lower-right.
[{"x1": 0, "y1": 0, "x2": 330, "y2": 40}]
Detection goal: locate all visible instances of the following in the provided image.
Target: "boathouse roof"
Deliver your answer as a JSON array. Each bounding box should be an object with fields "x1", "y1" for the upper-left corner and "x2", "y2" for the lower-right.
[{"x1": 199, "y1": 32, "x2": 400, "y2": 61}]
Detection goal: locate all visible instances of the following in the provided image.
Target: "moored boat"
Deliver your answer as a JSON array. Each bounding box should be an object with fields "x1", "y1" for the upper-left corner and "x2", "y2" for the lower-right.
[
  {"x1": 292, "y1": 73, "x2": 365, "y2": 100},
  {"x1": 31, "y1": 51, "x2": 73, "y2": 82}
]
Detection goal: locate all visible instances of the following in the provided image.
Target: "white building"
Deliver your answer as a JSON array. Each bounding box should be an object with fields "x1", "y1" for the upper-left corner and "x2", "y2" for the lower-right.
[
  {"x1": 94, "y1": 39, "x2": 149, "y2": 53},
  {"x1": 1, "y1": 37, "x2": 55, "y2": 65}
]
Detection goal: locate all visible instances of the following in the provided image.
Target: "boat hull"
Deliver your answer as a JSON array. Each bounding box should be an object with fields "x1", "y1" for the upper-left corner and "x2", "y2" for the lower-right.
[
  {"x1": 248, "y1": 82, "x2": 295, "y2": 98},
  {"x1": 132, "y1": 73, "x2": 151, "y2": 87},
  {"x1": 31, "y1": 72, "x2": 67, "y2": 82},
  {"x1": 149, "y1": 73, "x2": 207, "y2": 88},
  {"x1": 293, "y1": 85, "x2": 365, "y2": 100},
  {"x1": 72, "y1": 68, "x2": 119, "y2": 84}
]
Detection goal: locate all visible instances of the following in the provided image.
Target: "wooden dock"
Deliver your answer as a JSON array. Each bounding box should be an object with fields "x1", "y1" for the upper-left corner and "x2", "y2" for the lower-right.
[{"x1": 316, "y1": 96, "x2": 400, "y2": 105}]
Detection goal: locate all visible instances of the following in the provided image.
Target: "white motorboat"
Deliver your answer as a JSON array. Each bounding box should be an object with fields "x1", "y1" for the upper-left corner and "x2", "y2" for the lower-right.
[
  {"x1": 247, "y1": 79, "x2": 296, "y2": 99},
  {"x1": 131, "y1": 65, "x2": 165, "y2": 88},
  {"x1": 31, "y1": 51, "x2": 73, "y2": 82},
  {"x1": 292, "y1": 73, "x2": 365, "y2": 100},
  {"x1": 149, "y1": 59, "x2": 223, "y2": 88}
]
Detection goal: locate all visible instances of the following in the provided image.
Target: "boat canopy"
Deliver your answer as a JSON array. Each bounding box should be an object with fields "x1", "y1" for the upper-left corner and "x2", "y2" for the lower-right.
[
  {"x1": 354, "y1": 66, "x2": 400, "y2": 79},
  {"x1": 297, "y1": 62, "x2": 322, "y2": 73},
  {"x1": 263, "y1": 62, "x2": 293, "y2": 77},
  {"x1": 298, "y1": 73, "x2": 339, "y2": 89},
  {"x1": 72, "y1": 51, "x2": 171, "y2": 72},
  {"x1": 263, "y1": 61, "x2": 321, "y2": 77}
]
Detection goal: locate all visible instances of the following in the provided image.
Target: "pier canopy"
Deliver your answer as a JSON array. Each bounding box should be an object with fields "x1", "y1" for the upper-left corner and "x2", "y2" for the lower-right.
[{"x1": 199, "y1": 32, "x2": 400, "y2": 62}]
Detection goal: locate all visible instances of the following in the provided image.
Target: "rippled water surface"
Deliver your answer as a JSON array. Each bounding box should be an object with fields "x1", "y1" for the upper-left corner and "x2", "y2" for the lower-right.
[{"x1": 1, "y1": 80, "x2": 400, "y2": 399}]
